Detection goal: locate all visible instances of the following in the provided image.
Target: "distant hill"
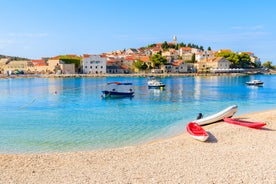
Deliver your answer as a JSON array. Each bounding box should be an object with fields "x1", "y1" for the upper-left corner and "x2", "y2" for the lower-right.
[{"x1": 0, "y1": 54, "x2": 30, "y2": 61}]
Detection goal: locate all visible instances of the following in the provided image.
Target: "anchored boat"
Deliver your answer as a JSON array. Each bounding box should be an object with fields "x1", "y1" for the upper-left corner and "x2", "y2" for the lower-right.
[
  {"x1": 245, "y1": 80, "x2": 263, "y2": 86},
  {"x1": 147, "y1": 77, "x2": 166, "y2": 89},
  {"x1": 101, "y1": 82, "x2": 134, "y2": 98}
]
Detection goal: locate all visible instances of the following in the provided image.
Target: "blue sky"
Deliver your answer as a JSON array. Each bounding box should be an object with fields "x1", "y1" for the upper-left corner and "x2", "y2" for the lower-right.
[{"x1": 0, "y1": 0, "x2": 276, "y2": 64}]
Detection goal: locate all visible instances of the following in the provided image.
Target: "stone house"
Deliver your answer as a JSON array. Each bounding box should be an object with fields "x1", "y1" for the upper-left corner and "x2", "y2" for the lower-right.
[
  {"x1": 171, "y1": 60, "x2": 188, "y2": 73},
  {"x1": 82, "y1": 55, "x2": 106, "y2": 74},
  {"x1": 196, "y1": 57, "x2": 230, "y2": 72}
]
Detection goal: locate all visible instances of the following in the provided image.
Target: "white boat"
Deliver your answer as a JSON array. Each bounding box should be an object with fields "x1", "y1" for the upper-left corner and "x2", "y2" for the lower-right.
[
  {"x1": 193, "y1": 105, "x2": 238, "y2": 126},
  {"x1": 245, "y1": 80, "x2": 263, "y2": 86},
  {"x1": 101, "y1": 82, "x2": 134, "y2": 98},
  {"x1": 147, "y1": 77, "x2": 165, "y2": 89}
]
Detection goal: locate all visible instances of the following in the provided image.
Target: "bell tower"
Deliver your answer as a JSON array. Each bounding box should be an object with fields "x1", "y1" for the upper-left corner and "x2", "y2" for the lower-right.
[{"x1": 173, "y1": 35, "x2": 177, "y2": 45}]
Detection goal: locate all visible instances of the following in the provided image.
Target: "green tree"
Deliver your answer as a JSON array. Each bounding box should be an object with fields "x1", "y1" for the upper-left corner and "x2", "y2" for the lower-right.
[
  {"x1": 216, "y1": 51, "x2": 254, "y2": 68},
  {"x1": 207, "y1": 46, "x2": 211, "y2": 51},
  {"x1": 217, "y1": 51, "x2": 238, "y2": 67},
  {"x1": 161, "y1": 41, "x2": 169, "y2": 50},
  {"x1": 150, "y1": 53, "x2": 168, "y2": 68},
  {"x1": 148, "y1": 44, "x2": 156, "y2": 48},
  {"x1": 191, "y1": 53, "x2": 196, "y2": 63},
  {"x1": 141, "y1": 62, "x2": 148, "y2": 70},
  {"x1": 178, "y1": 42, "x2": 186, "y2": 47},
  {"x1": 59, "y1": 55, "x2": 81, "y2": 71},
  {"x1": 262, "y1": 61, "x2": 275, "y2": 69},
  {"x1": 238, "y1": 53, "x2": 251, "y2": 68},
  {"x1": 133, "y1": 59, "x2": 145, "y2": 70},
  {"x1": 199, "y1": 45, "x2": 204, "y2": 51}
]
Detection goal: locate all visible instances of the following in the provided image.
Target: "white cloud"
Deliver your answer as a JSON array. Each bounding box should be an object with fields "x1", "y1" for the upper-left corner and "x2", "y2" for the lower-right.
[
  {"x1": 8, "y1": 32, "x2": 49, "y2": 37},
  {"x1": 231, "y1": 25, "x2": 264, "y2": 30}
]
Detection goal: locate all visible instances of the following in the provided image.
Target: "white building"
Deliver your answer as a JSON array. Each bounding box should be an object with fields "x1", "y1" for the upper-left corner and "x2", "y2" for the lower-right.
[
  {"x1": 195, "y1": 51, "x2": 216, "y2": 62},
  {"x1": 171, "y1": 60, "x2": 188, "y2": 73},
  {"x1": 82, "y1": 55, "x2": 106, "y2": 74}
]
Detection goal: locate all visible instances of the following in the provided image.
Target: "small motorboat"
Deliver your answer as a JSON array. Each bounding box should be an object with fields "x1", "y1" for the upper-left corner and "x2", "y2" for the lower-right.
[
  {"x1": 245, "y1": 80, "x2": 263, "y2": 86},
  {"x1": 223, "y1": 118, "x2": 266, "y2": 128},
  {"x1": 193, "y1": 105, "x2": 238, "y2": 126},
  {"x1": 186, "y1": 122, "x2": 209, "y2": 142},
  {"x1": 147, "y1": 77, "x2": 165, "y2": 89},
  {"x1": 101, "y1": 82, "x2": 134, "y2": 98}
]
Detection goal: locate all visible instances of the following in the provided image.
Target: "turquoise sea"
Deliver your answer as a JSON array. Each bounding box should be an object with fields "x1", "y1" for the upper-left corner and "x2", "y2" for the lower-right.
[{"x1": 0, "y1": 74, "x2": 276, "y2": 153}]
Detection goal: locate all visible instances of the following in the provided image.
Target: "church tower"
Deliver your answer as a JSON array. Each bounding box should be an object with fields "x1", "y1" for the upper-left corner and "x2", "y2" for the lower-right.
[{"x1": 173, "y1": 35, "x2": 177, "y2": 45}]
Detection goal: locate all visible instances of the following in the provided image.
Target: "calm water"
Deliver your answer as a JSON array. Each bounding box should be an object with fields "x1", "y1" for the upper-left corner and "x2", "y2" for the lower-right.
[{"x1": 0, "y1": 74, "x2": 275, "y2": 153}]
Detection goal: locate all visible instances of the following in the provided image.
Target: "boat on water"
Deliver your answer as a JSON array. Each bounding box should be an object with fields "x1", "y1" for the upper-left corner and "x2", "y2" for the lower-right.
[
  {"x1": 223, "y1": 118, "x2": 266, "y2": 128},
  {"x1": 245, "y1": 80, "x2": 263, "y2": 86},
  {"x1": 193, "y1": 105, "x2": 238, "y2": 126},
  {"x1": 147, "y1": 77, "x2": 166, "y2": 89},
  {"x1": 101, "y1": 82, "x2": 134, "y2": 98},
  {"x1": 186, "y1": 122, "x2": 209, "y2": 142}
]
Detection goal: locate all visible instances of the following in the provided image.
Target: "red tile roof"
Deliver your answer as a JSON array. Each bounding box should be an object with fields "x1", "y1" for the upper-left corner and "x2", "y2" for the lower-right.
[
  {"x1": 243, "y1": 52, "x2": 253, "y2": 55},
  {"x1": 125, "y1": 56, "x2": 137, "y2": 60},
  {"x1": 120, "y1": 65, "x2": 129, "y2": 69},
  {"x1": 82, "y1": 54, "x2": 91, "y2": 58},
  {"x1": 32, "y1": 59, "x2": 47, "y2": 66},
  {"x1": 171, "y1": 60, "x2": 183, "y2": 66},
  {"x1": 107, "y1": 59, "x2": 119, "y2": 63},
  {"x1": 180, "y1": 47, "x2": 192, "y2": 51},
  {"x1": 139, "y1": 56, "x2": 150, "y2": 62}
]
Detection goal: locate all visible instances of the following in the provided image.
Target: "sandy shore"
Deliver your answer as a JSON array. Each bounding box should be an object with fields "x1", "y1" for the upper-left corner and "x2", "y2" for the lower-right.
[{"x1": 0, "y1": 110, "x2": 275, "y2": 183}]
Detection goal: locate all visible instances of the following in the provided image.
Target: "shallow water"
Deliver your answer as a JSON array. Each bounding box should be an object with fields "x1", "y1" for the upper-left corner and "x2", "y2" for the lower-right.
[{"x1": 0, "y1": 74, "x2": 275, "y2": 153}]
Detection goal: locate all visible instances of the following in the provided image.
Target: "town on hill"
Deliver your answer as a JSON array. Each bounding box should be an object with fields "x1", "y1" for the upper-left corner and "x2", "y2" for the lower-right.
[{"x1": 0, "y1": 36, "x2": 274, "y2": 76}]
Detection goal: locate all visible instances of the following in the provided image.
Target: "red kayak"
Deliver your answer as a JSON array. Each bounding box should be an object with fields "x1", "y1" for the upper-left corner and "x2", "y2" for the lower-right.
[
  {"x1": 186, "y1": 122, "x2": 209, "y2": 142},
  {"x1": 223, "y1": 118, "x2": 266, "y2": 128}
]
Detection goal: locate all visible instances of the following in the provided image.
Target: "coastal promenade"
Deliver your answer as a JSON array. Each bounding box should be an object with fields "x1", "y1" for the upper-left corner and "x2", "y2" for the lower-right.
[{"x1": 0, "y1": 109, "x2": 275, "y2": 183}]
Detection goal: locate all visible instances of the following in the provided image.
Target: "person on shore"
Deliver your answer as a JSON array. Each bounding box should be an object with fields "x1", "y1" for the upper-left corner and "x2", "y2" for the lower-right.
[{"x1": 197, "y1": 113, "x2": 203, "y2": 120}]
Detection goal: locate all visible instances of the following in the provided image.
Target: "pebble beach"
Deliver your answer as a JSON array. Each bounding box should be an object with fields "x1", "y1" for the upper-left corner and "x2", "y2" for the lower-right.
[{"x1": 0, "y1": 109, "x2": 275, "y2": 183}]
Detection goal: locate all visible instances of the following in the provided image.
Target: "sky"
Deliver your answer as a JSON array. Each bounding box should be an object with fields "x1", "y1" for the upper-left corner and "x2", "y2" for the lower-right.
[{"x1": 0, "y1": 0, "x2": 276, "y2": 64}]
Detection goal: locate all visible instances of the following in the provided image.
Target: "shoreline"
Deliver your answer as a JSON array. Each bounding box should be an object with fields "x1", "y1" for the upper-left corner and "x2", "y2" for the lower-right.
[
  {"x1": 1, "y1": 109, "x2": 275, "y2": 183},
  {"x1": 1, "y1": 70, "x2": 275, "y2": 79}
]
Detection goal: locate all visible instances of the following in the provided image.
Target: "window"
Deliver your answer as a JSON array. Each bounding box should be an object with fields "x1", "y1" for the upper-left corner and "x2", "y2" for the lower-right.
[
  {"x1": 85, "y1": 66, "x2": 87, "y2": 68},
  {"x1": 90, "y1": 66, "x2": 92, "y2": 69}
]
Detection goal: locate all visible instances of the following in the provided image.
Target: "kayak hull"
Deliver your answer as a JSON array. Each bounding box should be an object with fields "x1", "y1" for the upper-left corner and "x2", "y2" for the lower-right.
[
  {"x1": 194, "y1": 105, "x2": 238, "y2": 126},
  {"x1": 186, "y1": 122, "x2": 209, "y2": 142},
  {"x1": 223, "y1": 118, "x2": 266, "y2": 128}
]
